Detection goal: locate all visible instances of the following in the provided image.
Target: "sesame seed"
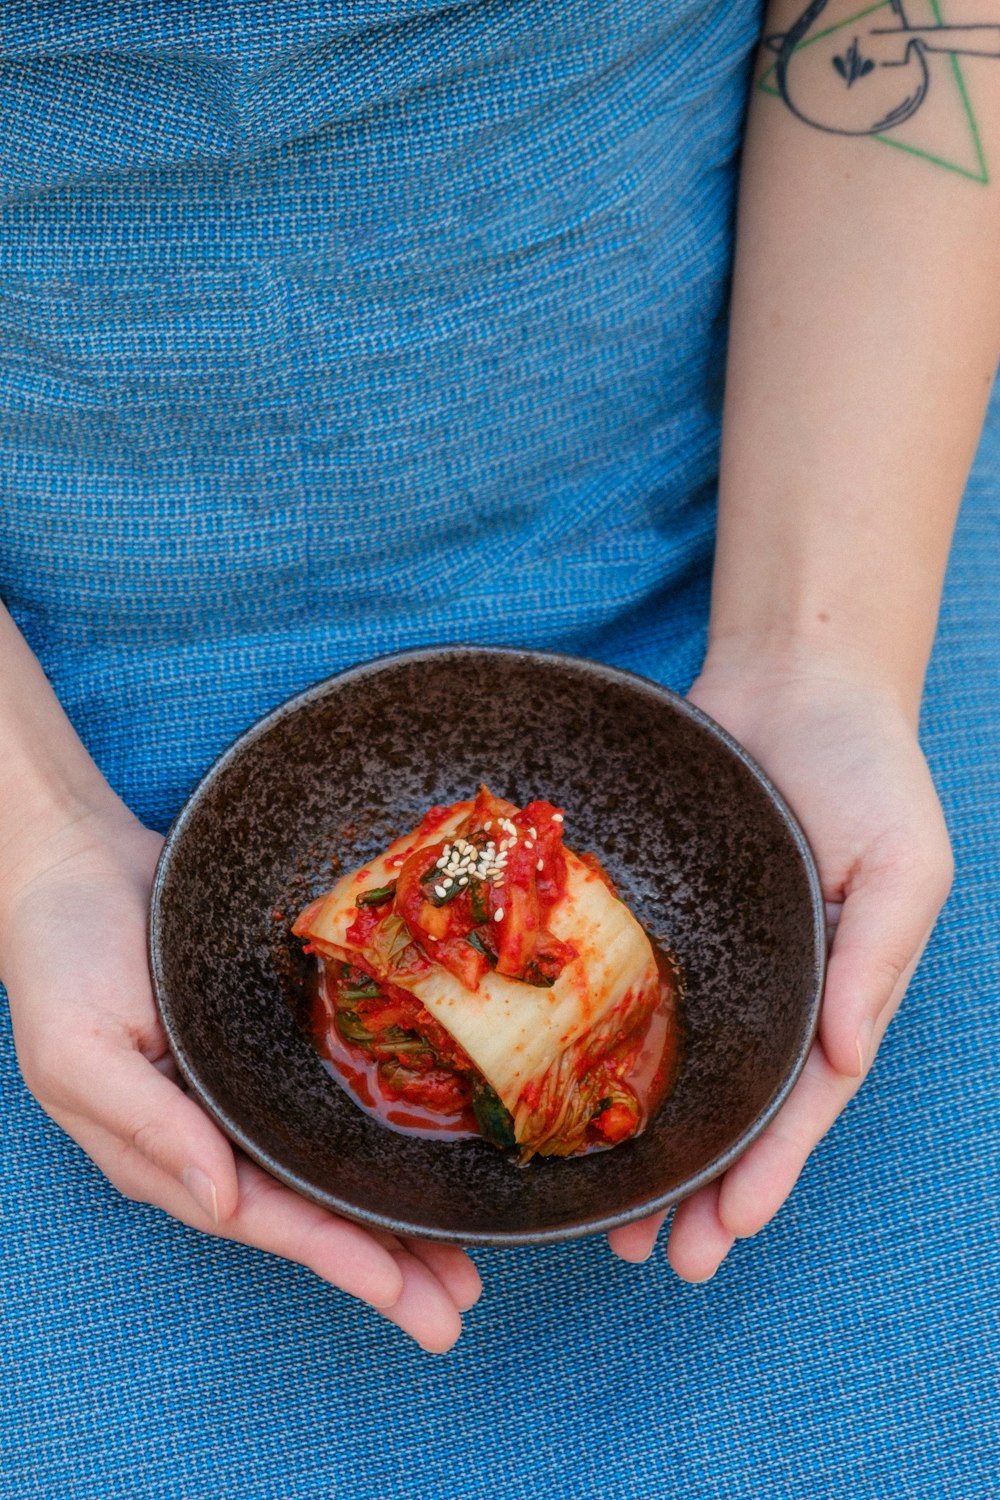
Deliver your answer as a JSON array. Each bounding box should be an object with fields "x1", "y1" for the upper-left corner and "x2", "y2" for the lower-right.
[
  {"x1": 434, "y1": 885, "x2": 447, "y2": 898},
  {"x1": 484, "y1": 820, "x2": 492, "y2": 830},
  {"x1": 458, "y1": 875, "x2": 469, "y2": 885},
  {"x1": 529, "y1": 827, "x2": 537, "y2": 839},
  {"x1": 435, "y1": 855, "x2": 447, "y2": 869},
  {"x1": 552, "y1": 813, "x2": 564, "y2": 823},
  {"x1": 525, "y1": 840, "x2": 534, "y2": 850},
  {"x1": 537, "y1": 859, "x2": 544, "y2": 871},
  {"x1": 494, "y1": 907, "x2": 505, "y2": 922}
]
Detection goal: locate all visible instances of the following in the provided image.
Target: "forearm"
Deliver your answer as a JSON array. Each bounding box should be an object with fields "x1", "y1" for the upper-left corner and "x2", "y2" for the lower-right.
[
  {"x1": 710, "y1": 1, "x2": 1000, "y2": 720},
  {"x1": 0, "y1": 602, "x2": 125, "y2": 910}
]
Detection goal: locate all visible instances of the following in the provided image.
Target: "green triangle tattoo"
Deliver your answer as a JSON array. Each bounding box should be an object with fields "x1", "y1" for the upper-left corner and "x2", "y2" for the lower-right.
[{"x1": 758, "y1": 0, "x2": 989, "y2": 184}]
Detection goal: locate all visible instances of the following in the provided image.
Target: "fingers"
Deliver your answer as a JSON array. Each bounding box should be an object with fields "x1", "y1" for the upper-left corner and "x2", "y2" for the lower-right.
[
  {"x1": 77, "y1": 1114, "x2": 478, "y2": 1349},
  {"x1": 55, "y1": 1045, "x2": 242, "y2": 1224},
  {"x1": 3, "y1": 831, "x2": 476, "y2": 1351},
  {"x1": 81, "y1": 1129, "x2": 467, "y2": 1349},
  {"x1": 607, "y1": 1187, "x2": 734, "y2": 1283},
  {"x1": 820, "y1": 853, "x2": 950, "y2": 1079},
  {"x1": 222, "y1": 1177, "x2": 473, "y2": 1349},
  {"x1": 46, "y1": 1024, "x2": 478, "y2": 1349},
  {"x1": 717, "y1": 953, "x2": 914, "y2": 1241},
  {"x1": 715, "y1": 1045, "x2": 846, "y2": 1239},
  {"x1": 225, "y1": 1158, "x2": 414, "y2": 1311},
  {"x1": 399, "y1": 1237, "x2": 483, "y2": 1312},
  {"x1": 607, "y1": 1207, "x2": 669, "y2": 1263},
  {"x1": 631, "y1": 919, "x2": 928, "y2": 1278},
  {"x1": 612, "y1": 1030, "x2": 879, "y2": 1278},
  {"x1": 666, "y1": 1181, "x2": 735, "y2": 1283},
  {"x1": 377, "y1": 1246, "x2": 466, "y2": 1352}
]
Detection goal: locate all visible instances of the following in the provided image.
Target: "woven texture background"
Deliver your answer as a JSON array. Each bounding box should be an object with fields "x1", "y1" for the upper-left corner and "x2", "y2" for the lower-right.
[{"x1": 1, "y1": 3, "x2": 998, "y2": 1496}]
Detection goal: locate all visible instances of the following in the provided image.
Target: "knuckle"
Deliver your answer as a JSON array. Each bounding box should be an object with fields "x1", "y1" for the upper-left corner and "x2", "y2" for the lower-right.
[
  {"x1": 123, "y1": 1113, "x2": 168, "y2": 1169},
  {"x1": 915, "y1": 834, "x2": 955, "y2": 908},
  {"x1": 108, "y1": 1171, "x2": 150, "y2": 1206},
  {"x1": 936, "y1": 845, "x2": 956, "y2": 906},
  {"x1": 16, "y1": 1026, "x2": 73, "y2": 1109},
  {"x1": 97, "y1": 1137, "x2": 162, "y2": 1207},
  {"x1": 106, "y1": 1163, "x2": 156, "y2": 1207},
  {"x1": 875, "y1": 945, "x2": 911, "y2": 992}
]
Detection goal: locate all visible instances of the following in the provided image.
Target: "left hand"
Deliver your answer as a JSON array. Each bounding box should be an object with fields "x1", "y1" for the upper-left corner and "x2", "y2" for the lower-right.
[
  {"x1": 1, "y1": 806, "x2": 481, "y2": 1352},
  {"x1": 607, "y1": 651, "x2": 953, "y2": 1277}
]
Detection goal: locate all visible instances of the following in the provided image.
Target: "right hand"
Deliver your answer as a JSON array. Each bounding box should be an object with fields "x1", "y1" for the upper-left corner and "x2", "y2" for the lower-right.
[{"x1": 0, "y1": 800, "x2": 481, "y2": 1351}]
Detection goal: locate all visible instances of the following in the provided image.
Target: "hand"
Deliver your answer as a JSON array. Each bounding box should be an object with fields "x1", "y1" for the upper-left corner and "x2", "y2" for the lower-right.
[
  {"x1": 0, "y1": 803, "x2": 481, "y2": 1351},
  {"x1": 607, "y1": 653, "x2": 953, "y2": 1277}
]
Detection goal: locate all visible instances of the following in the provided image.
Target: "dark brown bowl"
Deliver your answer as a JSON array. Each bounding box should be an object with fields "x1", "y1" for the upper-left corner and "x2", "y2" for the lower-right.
[{"x1": 149, "y1": 647, "x2": 825, "y2": 1245}]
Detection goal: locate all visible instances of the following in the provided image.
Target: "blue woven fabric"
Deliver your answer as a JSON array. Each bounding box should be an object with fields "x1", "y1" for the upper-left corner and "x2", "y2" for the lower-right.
[
  {"x1": 0, "y1": 0, "x2": 748, "y2": 832},
  {"x1": 2, "y1": 4, "x2": 998, "y2": 1497}
]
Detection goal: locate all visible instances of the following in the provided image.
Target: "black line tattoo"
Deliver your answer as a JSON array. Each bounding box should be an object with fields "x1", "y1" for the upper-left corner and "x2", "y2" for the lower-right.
[{"x1": 767, "y1": 0, "x2": 1000, "y2": 137}]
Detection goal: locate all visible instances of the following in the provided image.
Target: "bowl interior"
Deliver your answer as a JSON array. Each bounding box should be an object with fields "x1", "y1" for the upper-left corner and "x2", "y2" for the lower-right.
[{"x1": 151, "y1": 648, "x2": 823, "y2": 1243}]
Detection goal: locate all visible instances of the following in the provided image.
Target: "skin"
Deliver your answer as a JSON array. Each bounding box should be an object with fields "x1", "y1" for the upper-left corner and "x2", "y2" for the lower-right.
[
  {"x1": 3, "y1": 3, "x2": 1000, "y2": 1342},
  {"x1": 610, "y1": 1, "x2": 1000, "y2": 1273},
  {"x1": 0, "y1": 607, "x2": 484, "y2": 1354}
]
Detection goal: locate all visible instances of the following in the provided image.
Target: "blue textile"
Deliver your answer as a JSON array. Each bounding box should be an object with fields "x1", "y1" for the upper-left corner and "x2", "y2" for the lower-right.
[
  {"x1": 1, "y1": 4, "x2": 998, "y2": 1497},
  {"x1": 0, "y1": 0, "x2": 748, "y2": 832}
]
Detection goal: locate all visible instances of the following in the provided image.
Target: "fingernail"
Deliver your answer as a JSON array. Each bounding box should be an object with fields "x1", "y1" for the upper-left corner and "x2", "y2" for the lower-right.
[
  {"x1": 855, "y1": 1019, "x2": 874, "y2": 1077},
  {"x1": 621, "y1": 1241, "x2": 656, "y2": 1264},
  {"x1": 182, "y1": 1166, "x2": 220, "y2": 1224}
]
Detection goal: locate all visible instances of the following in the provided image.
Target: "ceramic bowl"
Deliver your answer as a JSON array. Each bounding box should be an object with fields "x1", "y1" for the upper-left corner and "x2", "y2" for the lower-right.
[{"x1": 149, "y1": 647, "x2": 825, "y2": 1244}]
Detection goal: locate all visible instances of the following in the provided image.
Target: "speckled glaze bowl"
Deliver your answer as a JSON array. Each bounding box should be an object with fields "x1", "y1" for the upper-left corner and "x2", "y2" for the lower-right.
[{"x1": 150, "y1": 647, "x2": 825, "y2": 1244}]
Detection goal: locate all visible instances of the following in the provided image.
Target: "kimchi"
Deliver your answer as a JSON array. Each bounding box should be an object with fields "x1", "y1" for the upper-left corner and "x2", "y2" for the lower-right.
[{"x1": 293, "y1": 786, "x2": 679, "y2": 1160}]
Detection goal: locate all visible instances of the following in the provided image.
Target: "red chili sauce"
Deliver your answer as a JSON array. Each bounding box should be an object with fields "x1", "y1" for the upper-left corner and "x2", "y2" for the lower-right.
[
  {"x1": 304, "y1": 941, "x2": 682, "y2": 1152},
  {"x1": 297, "y1": 787, "x2": 682, "y2": 1154},
  {"x1": 308, "y1": 961, "x2": 482, "y2": 1139}
]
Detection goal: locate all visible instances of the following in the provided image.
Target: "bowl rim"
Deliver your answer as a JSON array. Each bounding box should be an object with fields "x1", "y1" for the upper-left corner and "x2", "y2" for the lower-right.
[{"x1": 149, "y1": 644, "x2": 827, "y2": 1244}]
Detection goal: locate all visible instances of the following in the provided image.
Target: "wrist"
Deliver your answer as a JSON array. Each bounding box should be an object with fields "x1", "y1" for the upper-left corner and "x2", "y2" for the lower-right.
[
  {"x1": 0, "y1": 792, "x2": 152, "y2": 988},
  {"x1": 697, "y1": 628, "x2": 922, "y2": 728},
  {"x1": 0, "y1": 782, "x2": 134, "y2": 907}
]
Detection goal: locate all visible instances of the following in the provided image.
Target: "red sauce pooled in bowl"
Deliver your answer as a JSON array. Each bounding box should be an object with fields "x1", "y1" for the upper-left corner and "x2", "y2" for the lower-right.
[
  {"x1": 304, "y1": 943, "x2": 682, "y2": 1151},
  {"x1": 308, "y1": 963, "x2": 482, "y2": 1139}
]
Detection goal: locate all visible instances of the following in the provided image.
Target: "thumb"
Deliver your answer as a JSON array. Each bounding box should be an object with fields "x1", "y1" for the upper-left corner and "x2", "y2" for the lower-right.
[
  {"x1": 82, "y1": 1046, "x2": 241, "y2": 1223},
  {"x1": 820, "y1": 850, "x2": 951, "y2": 1078}
]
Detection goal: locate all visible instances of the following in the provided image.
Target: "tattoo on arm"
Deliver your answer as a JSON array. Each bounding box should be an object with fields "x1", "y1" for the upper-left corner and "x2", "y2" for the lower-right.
[{"x1": 762, "y1": 0, "x2": 997, "y2": 179}]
